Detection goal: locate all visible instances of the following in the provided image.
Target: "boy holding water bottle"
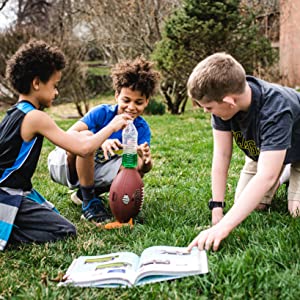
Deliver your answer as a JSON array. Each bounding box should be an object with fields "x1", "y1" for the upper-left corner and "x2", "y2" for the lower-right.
[{"x1": 48, "y1": 57, "x2": 160, "y2": 223}]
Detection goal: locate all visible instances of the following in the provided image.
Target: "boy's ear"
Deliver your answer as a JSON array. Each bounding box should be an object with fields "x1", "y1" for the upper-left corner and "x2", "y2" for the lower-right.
[
  {"x1": 222, "y1": 96, "x2": 236, "y2": 107},
  {"x1": 32, "y1": 76, "x2": 40, "y2": 91},
  {"x1": 114, "y1": 91, "x2": 119, "y2": 102}
]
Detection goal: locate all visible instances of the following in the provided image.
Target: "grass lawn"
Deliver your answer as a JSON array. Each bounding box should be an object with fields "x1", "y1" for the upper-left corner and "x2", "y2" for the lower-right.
[{"x1": 1, "y1": 105, "x2": 300, "y2": 299}]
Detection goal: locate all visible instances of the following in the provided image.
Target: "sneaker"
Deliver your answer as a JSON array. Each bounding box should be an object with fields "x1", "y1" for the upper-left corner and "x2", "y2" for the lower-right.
[
  {"x1": 70, "y1": 190, "x2": 83, "y2": 206},
  {"x1": 81, "y1": 198, "x2": 111, "y2": 223}
]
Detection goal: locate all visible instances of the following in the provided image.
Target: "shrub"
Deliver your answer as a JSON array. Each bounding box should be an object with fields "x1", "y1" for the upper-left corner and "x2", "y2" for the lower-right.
[{"x1": 144, "y1": 98, "x2": 166, "y2": 115}]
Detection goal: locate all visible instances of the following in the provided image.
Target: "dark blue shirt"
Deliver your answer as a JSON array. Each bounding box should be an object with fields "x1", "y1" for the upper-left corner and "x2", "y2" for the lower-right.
[{"x1": 212, "y1": 76, "x2": 300, "y2": 163}]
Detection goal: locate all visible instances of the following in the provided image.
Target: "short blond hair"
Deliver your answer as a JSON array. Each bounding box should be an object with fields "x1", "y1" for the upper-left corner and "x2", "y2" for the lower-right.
[{"x1": 187, "y1": 52, "x2": 246, "y2": 102}]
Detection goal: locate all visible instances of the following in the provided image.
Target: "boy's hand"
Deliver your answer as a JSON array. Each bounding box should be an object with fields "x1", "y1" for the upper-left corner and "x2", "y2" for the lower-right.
[
  {"x1": 187, "y1": 223, "x2": 231, "y2": 252},
  {"x1": 211, "y1": 207, "x2": 224, "y2": 225},
  {"x1": 101, "y1": 139, "x2": 123, "y2": 160},
  {"x1": 109, "y1": 114, "x2": 132, "y2": 132},
  {"x1": 137, "y1": 142, "x2": 151, "y2": 165}
]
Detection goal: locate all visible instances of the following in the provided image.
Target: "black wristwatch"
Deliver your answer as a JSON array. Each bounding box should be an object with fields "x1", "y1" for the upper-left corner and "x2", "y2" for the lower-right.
[{"x1": 208, "y1": 199, "x2": 226, "y2": 210}]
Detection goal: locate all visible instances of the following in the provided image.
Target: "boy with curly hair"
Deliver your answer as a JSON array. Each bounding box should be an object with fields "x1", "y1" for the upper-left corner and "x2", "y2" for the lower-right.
[
  {"x1": 0, "y1": 40, "x2": 130, "y2": 250},
  {"x1": 48, "y1": 57, "x2": 160, "y2": 223},
  {"x1": 186, "y1": 52, "x2": 300, "y2": 252}
]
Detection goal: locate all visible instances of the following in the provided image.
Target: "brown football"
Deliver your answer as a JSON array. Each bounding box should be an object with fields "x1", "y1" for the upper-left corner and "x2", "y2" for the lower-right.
[{"x1": 109, "y1": 168, "x2": 144, "y2": 223}]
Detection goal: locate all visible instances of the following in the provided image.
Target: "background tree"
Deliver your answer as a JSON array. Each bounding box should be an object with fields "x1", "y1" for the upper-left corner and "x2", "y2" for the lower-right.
[
  {"x1": 0, "y1": 27, "x2": 33, "y2": 104},
  {"x1": 0, "y1": 0, "x2": 93, "y2": 116},
  {"x1": 152, "y1": 0, "x2": 276, "y2": 114},
  {"x1": 0, "y1": 0, "x2": 278, "y2": 116},
  {"x1": 0, "y1": 0, "x2": 10, "y2": 10},
  {"x1": 0, "y1": 0, "x2": 181, "y2": 115},
  {"x1": 80, "y1": 0, "x2": 181, "y2": 63}
]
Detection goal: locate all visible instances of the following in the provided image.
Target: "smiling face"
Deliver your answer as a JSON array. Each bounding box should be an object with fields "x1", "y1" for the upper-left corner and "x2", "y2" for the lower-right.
[
  {"x1": 34, "y1": 70, "x2": 61, "y2": 108},
  {"x1": 116, "y1": 87, "x2": 149, "y2": 119}
]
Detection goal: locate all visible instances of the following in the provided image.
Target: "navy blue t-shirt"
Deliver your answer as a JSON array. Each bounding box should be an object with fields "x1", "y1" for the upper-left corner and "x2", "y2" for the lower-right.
[{"x1": 212, "y1": 76, "x2": 300, "y2": 164}]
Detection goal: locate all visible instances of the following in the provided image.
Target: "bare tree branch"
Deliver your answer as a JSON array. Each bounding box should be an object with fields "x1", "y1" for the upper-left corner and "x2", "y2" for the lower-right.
[{"x1": 0, "y1": 0, "x2": 10, "y2": 11}]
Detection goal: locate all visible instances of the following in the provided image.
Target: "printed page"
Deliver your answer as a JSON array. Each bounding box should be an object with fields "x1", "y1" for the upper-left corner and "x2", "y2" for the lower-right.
[
  {"x1": 61, "y1": 252, "x2": 140, "y2": 287},
  {"x1": 135, "y1": 246, "x2": 209, "y2": 285}
]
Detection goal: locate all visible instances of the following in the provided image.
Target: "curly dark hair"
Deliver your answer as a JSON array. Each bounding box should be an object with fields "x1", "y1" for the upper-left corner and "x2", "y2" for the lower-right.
[
  {"x1": 5, "y1": 39, "x2": 66, "y2": 94},
  {"x1": 111, "y1": 57, "x2": 160, "y2": 99}
]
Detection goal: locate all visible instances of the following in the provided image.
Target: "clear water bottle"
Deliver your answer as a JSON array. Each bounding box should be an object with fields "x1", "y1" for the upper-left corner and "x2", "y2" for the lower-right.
[{"x1": 122, "y1": 121, "x2": 138, "y2": 168}]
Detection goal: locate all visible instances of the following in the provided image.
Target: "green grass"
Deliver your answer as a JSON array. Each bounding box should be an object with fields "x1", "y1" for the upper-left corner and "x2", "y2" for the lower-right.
[
  {"x1": 86, "y1": 65, "x2": 111, "y2": 76},
  {"x1": 1, "y1": 107, "x2": 300, "y2": 299}
]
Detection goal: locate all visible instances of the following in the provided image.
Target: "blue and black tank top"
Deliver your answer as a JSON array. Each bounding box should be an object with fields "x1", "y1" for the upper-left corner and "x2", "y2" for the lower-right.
[{"x1": 0, "y1": 101, "x2": 44, "y2": 191}]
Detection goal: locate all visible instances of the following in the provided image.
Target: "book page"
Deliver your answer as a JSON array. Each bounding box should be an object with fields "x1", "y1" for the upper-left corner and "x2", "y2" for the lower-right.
[
  {"x1": 61, "y1": 252, "x2": 140, "y2": 287},
  {"x1": 135, "y1": 246, "x2": 208, "y2": 285}
]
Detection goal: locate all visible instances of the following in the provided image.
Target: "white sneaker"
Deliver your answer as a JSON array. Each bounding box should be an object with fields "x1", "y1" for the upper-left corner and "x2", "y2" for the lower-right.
[{"x1": 70, "y1": 191, "x2": 83, "y2": 206}]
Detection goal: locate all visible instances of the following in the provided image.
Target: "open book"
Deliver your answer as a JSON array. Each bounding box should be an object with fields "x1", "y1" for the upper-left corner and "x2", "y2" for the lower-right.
[{"x1": 59, "y1": 246, "x2": 209, "y2": 288}]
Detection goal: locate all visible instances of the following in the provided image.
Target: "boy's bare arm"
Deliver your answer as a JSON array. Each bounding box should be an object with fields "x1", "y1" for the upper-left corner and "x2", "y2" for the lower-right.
[
  {"x1": 188, "y1": 149, "x2": 286, "y2": 251},
  {"x1": 22, "y1": 110, "x2": 130, "y2": 156},
  {"x1": 211, "y1": 129, "x2": 233, "y2": 225},
  {"x1": 67, "y1": 120, "x2": 88, "y2": 132}
]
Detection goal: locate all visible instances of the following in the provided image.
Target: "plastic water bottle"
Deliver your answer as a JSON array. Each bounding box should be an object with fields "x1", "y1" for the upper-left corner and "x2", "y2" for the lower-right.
[{"x1": 122, "y1": 121, "x2": 138, "y2": 168}]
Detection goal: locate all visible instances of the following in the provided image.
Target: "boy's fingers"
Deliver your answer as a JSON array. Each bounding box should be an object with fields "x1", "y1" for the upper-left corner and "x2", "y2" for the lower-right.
[
  {"x1": 212, "y1": 239, "x2": 221, "y2": 251},
  {"x1": 103, "y1": 150, "x2": 109, "y2": 160},
  {"x1": 123, "y1": 113, "x2": 133, "y2": 120},
  {"x1": 187, "y1": 235, "x2": 200, "y2": 251},
  {"x1": 204, "y1": 239, "x2": 214, "y2": 251}
]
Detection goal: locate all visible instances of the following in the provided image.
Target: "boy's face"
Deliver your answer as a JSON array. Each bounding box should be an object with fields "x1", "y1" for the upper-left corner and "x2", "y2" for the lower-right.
[
  {"x1": 34, "y1": 70, "x2": 61, "y2": 108},
  {"x1": 116, "y1": 88, "x2": 149, "y2": 119},
  {"x1": 194, "y1": 97, "x2": 238, "y2": 121}
]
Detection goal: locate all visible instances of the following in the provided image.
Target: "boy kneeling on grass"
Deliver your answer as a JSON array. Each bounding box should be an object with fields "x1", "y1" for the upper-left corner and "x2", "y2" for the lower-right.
[
  {"x1": 0, "y1": 40, "x2": 130, "y2": 250},
  {"x1": 187, "y1": 52, "x2": 300, "y2": 252},
  {"x1": 47, "y1": 57, "x2": 160, "y2": 223}
]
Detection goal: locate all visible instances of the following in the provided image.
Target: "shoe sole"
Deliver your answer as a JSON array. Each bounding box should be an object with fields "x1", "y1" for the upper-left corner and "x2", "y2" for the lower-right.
[
  {"x1": 71, "y1": 192, "x2": 83, "y2": 206},
  {"x1": 80, "y1": 214, "x2": 89, "y2": 221},
  {"x1": 80, "y1": 214, "x2": 112, "y2": 223}
]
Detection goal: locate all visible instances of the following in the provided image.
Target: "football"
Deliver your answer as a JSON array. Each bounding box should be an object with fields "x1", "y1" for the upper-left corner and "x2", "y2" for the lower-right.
[{"x1": 109, "y1": 168, "x2": 144, "y2": 223}]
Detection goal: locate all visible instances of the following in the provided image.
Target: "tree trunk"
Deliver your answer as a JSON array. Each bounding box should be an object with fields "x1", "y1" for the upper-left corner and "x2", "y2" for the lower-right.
[{"x1": 280, "y1": 0, "x2": 300, "y2": 87}]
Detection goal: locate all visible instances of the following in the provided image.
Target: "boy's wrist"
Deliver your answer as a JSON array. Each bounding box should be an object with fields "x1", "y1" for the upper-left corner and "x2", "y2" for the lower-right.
[
  {"x1": 208, "y1": 199, "x2": 226, "y2": 210},
  {"x1": 106, "y1": 123, "x2": 117, "y2": 133}
]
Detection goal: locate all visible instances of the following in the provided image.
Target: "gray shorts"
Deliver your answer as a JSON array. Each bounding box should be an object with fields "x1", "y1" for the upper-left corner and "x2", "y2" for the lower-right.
[
  {"x1": 47, "y1": 147, "x2": 122, "y2": 191},
  {"x1": 9, "y1": 197, "x2": 76, "y2": 245}
]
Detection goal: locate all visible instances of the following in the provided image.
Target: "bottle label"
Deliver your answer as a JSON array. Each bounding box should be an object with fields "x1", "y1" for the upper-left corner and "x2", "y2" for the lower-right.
[{"x1": 122, "y1": 153, "x2": 138, "y2": 168}]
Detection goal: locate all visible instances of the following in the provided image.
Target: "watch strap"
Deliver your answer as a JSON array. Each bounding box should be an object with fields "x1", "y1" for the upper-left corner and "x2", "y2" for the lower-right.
[{"x1": 208, "y1": 199, "x2": 226, "y2": 210}]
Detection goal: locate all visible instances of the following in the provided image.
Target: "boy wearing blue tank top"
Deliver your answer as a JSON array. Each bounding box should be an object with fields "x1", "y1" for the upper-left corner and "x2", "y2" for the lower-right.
[{"x1": 0, "y1": 40, "x2": 130, "y2": 250}]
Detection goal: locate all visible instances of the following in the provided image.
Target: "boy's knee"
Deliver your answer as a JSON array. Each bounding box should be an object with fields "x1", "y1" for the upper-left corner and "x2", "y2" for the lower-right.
[
  {"x1": 59, "y1": 222, "x2": 77, "y2": 240},
  {"x1": 68, "y1": 223, "x2": 77, "y2": 236}
]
